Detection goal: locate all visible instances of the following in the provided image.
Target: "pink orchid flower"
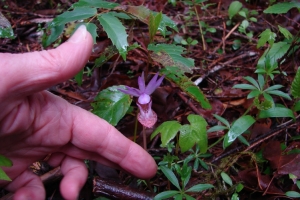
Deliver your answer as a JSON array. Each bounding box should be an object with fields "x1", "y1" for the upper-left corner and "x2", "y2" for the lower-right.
[{"x1": 119, "y1": 72, "x2": 164, "y2": 128}]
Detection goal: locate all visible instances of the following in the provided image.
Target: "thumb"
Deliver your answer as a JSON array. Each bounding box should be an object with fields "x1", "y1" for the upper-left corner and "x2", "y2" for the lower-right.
[{"x1": 0, "y1": 25, "x2": 93, "y2": 97}]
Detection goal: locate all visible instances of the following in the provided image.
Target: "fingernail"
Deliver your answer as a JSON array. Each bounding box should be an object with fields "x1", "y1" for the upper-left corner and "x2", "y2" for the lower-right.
[{"x1": 68, "y1": 25, "x2": 87, "y2": 43}]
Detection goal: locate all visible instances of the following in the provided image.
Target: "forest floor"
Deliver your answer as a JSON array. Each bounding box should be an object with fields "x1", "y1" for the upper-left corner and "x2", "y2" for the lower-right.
[{"x1": 1, "y1": 0, "x2": 300, "y2": 199}]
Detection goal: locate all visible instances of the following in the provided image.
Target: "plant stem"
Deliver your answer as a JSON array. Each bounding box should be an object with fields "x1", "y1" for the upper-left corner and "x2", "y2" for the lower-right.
[
  {"x1": 207, "y1": 135, "x2": 225, "y2": 150},
  {"x1": 194, "y1": 3, "x2": 206, "y2": 51},
  {"x1": 143, "y1": 125, "x2": 147, "y2": 150}
]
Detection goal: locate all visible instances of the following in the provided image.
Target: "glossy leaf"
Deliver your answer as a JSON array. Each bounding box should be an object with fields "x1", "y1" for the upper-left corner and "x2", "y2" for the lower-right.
[
  {"x1": 291, "y1": 68, "x2": 300, "y2": 98},
  {"x1": 226, "y1": 115, "x2": 255, "y2": 145},
  {"x1": 221, "y1": 171, "x2": 233, "y2": 186},
  {"x1": 154, "y1": 191, "x2": 180, "y2": 200},
  {"x1": 149, "y1": 43, "x2": 194, "y2": 73},
  {"x1": 186, "y1": 183, "x2": 214, "y2": 192},
  {"x1": 50, "y1": 7, "x2": 97, "y2": 27},
  {"x1": 258, "y1": 107, "x2": 295, "y2": 119},
  {"x1": 160, "y1": 166, "x2": 180, "y2": 190},
  {"x1": 160, "y1": 67, "x2": 211, "y2": 109},
  {"x1": 98, "y1": 13, "x2": 128, "y2": 60},
  {"x1": 264, "y1": 2, "x2": 300, "y2": 14},
  {"x1": 151, "y1": 121, "x2": 181, "y2": 146},
  {"x1": 91, "y1": 85, "x2": 132, "y2": 126},
  {"x1": 228, "y1": 1, "x2": 243, "y2": 19},
  {"x1": 72, "y1": 0, "x2": 119, "y2": 9}
]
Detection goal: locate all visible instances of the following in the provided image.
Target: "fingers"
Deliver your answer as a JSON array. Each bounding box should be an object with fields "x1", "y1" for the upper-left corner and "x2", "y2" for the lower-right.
[
  {"x1": 5, "y1": 170, "x2": 45, "y2": 200},
  {"x1": 68, "y1": 104, "x2": 157, "y2": 179},
  {"x1": 59, "y1": 156, "x2": 88, "y2": 200},
  {"x1": 0, "y1": 25, "x2": 93, "y2": 98}
]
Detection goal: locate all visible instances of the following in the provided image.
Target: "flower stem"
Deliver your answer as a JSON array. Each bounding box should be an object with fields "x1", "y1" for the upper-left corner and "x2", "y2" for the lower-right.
[{"x1": 143, "y1": 125, "x2": 147, "y2": 150}]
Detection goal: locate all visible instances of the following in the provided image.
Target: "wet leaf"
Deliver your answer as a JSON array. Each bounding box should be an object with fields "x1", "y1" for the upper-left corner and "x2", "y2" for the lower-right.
[
  {"x1": 151, "y1": 121, "x2": 181, "y2": 146},
  {"x1": 258, "y1": 107, "x2": 295, "y2": 119},
  {"x1": 98, "y1": 13, "x2": 128, "y2": 60},
  {"x1": 92, "y1": 85, "x2": 132, "y2": 126}
]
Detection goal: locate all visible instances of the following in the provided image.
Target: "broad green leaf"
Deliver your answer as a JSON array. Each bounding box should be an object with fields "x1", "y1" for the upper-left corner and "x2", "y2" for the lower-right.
[
  {"x1": 0, "y1": 155, "x2": 12, "y2": 167},
  {"x1": 160, "y1": 166, "x2": 180, "y2": 190},
  {"x1": 72, "y1": 0, "x2": 119, "y2": 9},
  {"x1": 0, "y1": 12, "x2": 15, "y2": 39},
  {"x1": 50, "y1": 7, "x2": 97, "y2": 27},
  {"x1": 285, "y1": 191, "x2": 300, "y2": 198},
  {"x1": 228, "y1": 1, "x2": 243, "y2": 19},
  {"x1": 227, "y1": 115, "x2": 255, "y2": 143},
  {"x1": 221, "y1": 171, "x2": 232, "y2": 186},
  {"x1": 149, "y1": 43, "x2": 194, "y2": 73},
  {"x1": 266, "y1": 90, "x2": 292, "y2": 100},
  {"x1": 186, "y1": 183, "x2": 214, "y2": 192},
  {"x1": 91, "y1": 85, "x2": 132, "y2": 126},
  {"x1": 257, "y1": 29, "x2": 276, "y2": 48},
  {"x1": 160, "y1": 67, "x2": 211, "y2": 109},
  {"x1": 207, "y1": 125, "x2": 228, "y2": 132},
  {"x1": 264, "y1": 2, "x2": 300, "y2": 14},
  {"x1": 291, "y1": 68, "x2": 300, "y2": 98},
  {"x1": 294, "y1": 100, "x2": 300, "y2": 112},
  {"x1": 179, "y1": 125, "x2": 194, "y2": 153},
  {"x1": 98, "y1": 13, "x2": 128, "y2": 60},
  {"x1": 213, "y1": 114, "x2": 230, "y2": 127},
  {"x1": 86, "y1": 23, "x2": 98, "y2": 44},
  {"x1": 154, "y1": 191, "x2": 180, "y2": 200},
  {"x1": 258, "y1": 107, "x2": 295, "y2": 119},
  {"x1": 278, "y1": 25, "x2": 293, "y2": 40},
  {"x1": 0, "y1": 168, "x2": 11, "y2": 181},
  {"x1": 188, "y1": 114, "x2": 208, "y2": 153},
  {"x1": 42, "y1": 24, "x2": 64, "y2": 47},
  {"x1": 125, "y1": 6, "x2": 178, "y2": 36},
  {"x1": 257, "y1": 42, "x2": 291, "y2": 68},
  {"x1": 233, "y1": 84, "x2": 257, "y2": 90},
  {"x1": 149, "y1": 12, "x2": 163, "y2": 42},
  {"x1": 151, "y1": 121, "x2": 181, "y2": 146}
]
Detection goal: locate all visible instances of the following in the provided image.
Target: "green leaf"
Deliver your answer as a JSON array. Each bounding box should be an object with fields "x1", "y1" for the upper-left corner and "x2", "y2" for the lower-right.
[
  {"x1": 154, "y1": 191, "x2": 180, "y2": 200},
  {"x1": 50, "y1": 7, "x2": 97, "y2": 27},
  {"x1": 160, "y1": 67, "x2": 211, "y2": 109},
  {"x1": 244, "y1": 76, "x2": 260, "y2": 89},
  {"x1": 264, "y1": 84, "x2": 283, "y2": 92},
  {"x1": 285, "y1": 191, "x2": 300, "y2": 198},
  {"x1": 188, "y1": 114, "x2": 208, "y2": 153},
  {"x1": 212, "y1": 114, "x2": 230, "y2": 128},
  {"x1": 186, "y1": 183, "x2": 214, "y2": 192},
  {"x1": 151, "y1": 121, "x2": 181, "y2": 146},
  {"x1": 183, "y1": 194, "x2": 196, "y2": 200},
  {"x1": 257, "y1": 74, "x2": 265, "y2": 90},
  {"x1": 0, "y1": 155, "x2": 12, "y2": 167},
  {"x1": 258, "y1": 107, "x2": 295, "y2": 119},
  {"x1": 292, "y1": 68, "x2": 300, "y2": 98},
  {"x1": 91, "y1": 85, "x2": 132, "y2": 126},
  {"x1": 294, "y1": 100, "x2": 300, "y2": 112},
  {"x1": 160, "y1": 166, "x2": 181, "y2": 190},
  {"x1": 278, "y1": 25, "x2": 293, "y2": 40},
  {"x1": 179, "y1": 125, "x2": 194, "y2": 153},
  {"x1": 226, "y1": 115, "x2": 255, "y2": 144},
  {"x1": 238, "y1": 135, "x2": 250, "y2": 146},
  {"x1": 207, "y1": 125, "x2": 228, "y2": 132},
  {"x1": 74, "y1": 69, "x2": 83, "y2": 86},
  {"x1": 236, "y1": 183, "x2": 244, "y2": 192},
  {"x1": 42, "y1": 24, "x2": 64, "y2": 47},
  {"x1": 232, "y1": 84, "x2": 257, "y2": 90},
  {"x1": 266, "y1": 90, "x2": 292, "y2": 100},
  {"x1": 264, "y1": 2, "x2": 300, "y2": 14},
  {"x1": 149, "y1": 43, "x2": 194, "y2": 73},
  {"x1": 257, "y1": 29, "x2": 276, "y2": 48},
  {"x1": 247, "y1": 90, "x2": 261, "y2": 99},
  {"x1": 228, "y1": 1, "x2": 243, "y2": 19},
  {"x1": 86, "y1": 23, "x2": 98, "y2": 44},
  {"x1": 149, "y1": 12, "x2": 163, "y2": 42},
  {"x1": 221, "y1": 171, "x2": 233, "y2": 186},
  {"x1": 0, "y1": 168, "x2": 11, "y2": 181},
  {"x1": 0, "y1": 12, "x2": 15, "y2": 39},
  {"x1": 72, "y1": 0, "x2": 119, "y2": 9},
  {"x1": 98, "y1": 13, "x2": 128, "y2": 60}
]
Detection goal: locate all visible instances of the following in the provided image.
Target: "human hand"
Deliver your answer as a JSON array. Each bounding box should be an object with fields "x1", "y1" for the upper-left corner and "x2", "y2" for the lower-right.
[{"x1": 0, "y1": 25, "x2": 157, "y2": 200}]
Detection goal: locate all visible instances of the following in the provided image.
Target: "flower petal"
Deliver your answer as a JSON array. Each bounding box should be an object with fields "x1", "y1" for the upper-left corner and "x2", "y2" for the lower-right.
[
  {"x1": 145, "y1": 73, "x2": 164, "y2": 95},
  {"x1": 138, "y1": 72, "x2": 146, "y2": 92},
  {"x1": 118, "y1": 86, "x2": 141, "y2": 97}
]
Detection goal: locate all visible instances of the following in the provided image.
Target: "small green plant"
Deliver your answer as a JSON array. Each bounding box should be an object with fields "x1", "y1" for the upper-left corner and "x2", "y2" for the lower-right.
[
  {"x1": 0, "y1": 154, "x2": 12, "y2": 181},
  {"x1": 154, "y1": 164, "x2": 214, "y2": 200},
  {"x1": 286, "y1": 176, "x2": 300, "y2": 198}
]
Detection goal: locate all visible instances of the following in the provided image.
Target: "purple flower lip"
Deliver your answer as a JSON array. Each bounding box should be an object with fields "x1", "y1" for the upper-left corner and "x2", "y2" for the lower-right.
[{"x1": 118, "y1": 72, "x2": 164, "y2": 104}]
